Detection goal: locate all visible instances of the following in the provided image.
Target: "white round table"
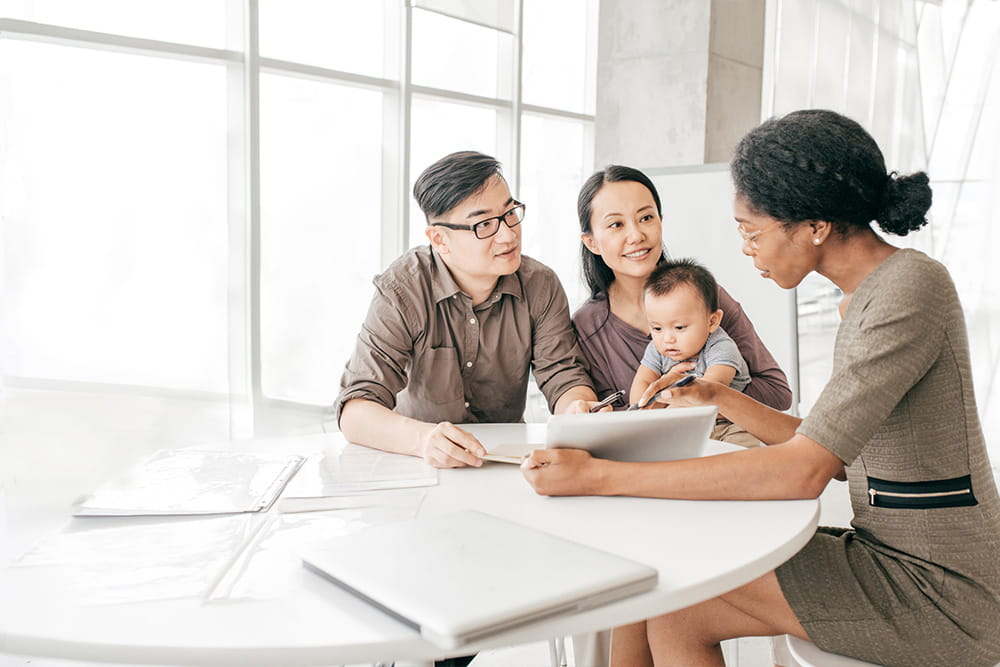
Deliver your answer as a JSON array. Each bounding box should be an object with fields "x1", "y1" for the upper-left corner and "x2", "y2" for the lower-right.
[{"x1": 0, "y1": 430, "x2": 818, "y2": 665}]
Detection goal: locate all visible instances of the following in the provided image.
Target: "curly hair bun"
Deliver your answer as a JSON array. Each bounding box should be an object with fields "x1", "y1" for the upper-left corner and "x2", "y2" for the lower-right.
[
  {"x1": 877, "y1": 171, "x2": 932, "y2": 236},
  {"x1": 732, "y1": 110, "x2": 936, "y2": 237}
]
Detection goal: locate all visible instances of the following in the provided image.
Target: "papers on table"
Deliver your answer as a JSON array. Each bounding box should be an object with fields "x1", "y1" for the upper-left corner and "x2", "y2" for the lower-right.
[
  {"x1": 73, "y1": 449, "x2": 305, "y2": 517},
  {"x1": 479, "y1": 444, "x2": 534, "y2": 464},
  {"x1": 275, "y1": 443, "x2": 437, "y2": 512},
  {"x1": 14, "y1": 514, "x2": 266, "y2": 604},
  {"x1": 460, "y1": 422, "x2": 546, "y2": 465},
  {"x1": 16, "y1": 490, "x2": 429, "y2": 606},
  {"x1": 210, "y1": 489, "x2": 427, "y2": 601},
  {"x1": 15, "y1": 440, "x2": 438, "y2": 606}
]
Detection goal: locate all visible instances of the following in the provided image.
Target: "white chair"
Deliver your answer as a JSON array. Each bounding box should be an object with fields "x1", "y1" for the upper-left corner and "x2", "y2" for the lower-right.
[
  {"x1": 783, "y1": 635, "x2": 881, "y2": 666},
  {"x1": 466, "y1": 638, "x2": 567, "y2": 667}
]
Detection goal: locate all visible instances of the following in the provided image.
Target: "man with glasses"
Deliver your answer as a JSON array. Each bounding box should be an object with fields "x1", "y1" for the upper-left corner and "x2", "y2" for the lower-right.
[{"x1": 336, "y1": 151, "x2": 598, "y2": 468}]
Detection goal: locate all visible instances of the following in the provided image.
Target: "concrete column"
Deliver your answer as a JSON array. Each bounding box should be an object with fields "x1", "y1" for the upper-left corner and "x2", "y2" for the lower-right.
[
  {"x1": 706, "y1": 0, "x2": 766, "y2": 163},
  {"x1": 594, "y1": 0, "x2": 765, "y2": 169}
]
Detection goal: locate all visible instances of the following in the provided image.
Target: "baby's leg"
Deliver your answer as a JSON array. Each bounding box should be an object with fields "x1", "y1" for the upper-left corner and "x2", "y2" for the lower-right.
[{"x1": 711, "y1": 419, "x2": 761, "y2": 448}]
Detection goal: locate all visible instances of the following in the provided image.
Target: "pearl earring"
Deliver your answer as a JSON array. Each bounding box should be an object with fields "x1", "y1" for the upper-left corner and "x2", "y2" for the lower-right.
[{"x1": 813, "y1": 238, "x2": 821, "y2": 245}]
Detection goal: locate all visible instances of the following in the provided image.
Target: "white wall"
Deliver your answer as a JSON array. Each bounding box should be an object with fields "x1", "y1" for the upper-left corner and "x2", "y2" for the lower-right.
[{"x1": 650, "y1": 165, "x2": 798, "y2": 409}]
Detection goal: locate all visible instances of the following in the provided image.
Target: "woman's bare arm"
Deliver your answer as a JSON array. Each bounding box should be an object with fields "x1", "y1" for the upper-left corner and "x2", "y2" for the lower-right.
[
  {"x1": 522, "y1": 433, "x2": 844, "y2": 500},
  {"x1": 638, "y1": 376, "x2": 801, "y2": 445}
]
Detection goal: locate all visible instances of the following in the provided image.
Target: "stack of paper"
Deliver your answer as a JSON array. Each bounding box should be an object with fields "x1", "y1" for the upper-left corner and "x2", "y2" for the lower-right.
[
  {"x1": 73, "y1": 449, "x2": 305, "y2": 517},
  {"x1": 276, "y1": 443, "x2": 437, "y2": 512}
]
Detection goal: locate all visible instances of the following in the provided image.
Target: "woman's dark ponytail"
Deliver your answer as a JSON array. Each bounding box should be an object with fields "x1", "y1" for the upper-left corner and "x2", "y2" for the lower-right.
[
  {"x1": 876, "y1": 171, "x2": 932, "y2": 236},
  {"x1": 731, "y1": 109, "x2": 933, "y2": 237}
]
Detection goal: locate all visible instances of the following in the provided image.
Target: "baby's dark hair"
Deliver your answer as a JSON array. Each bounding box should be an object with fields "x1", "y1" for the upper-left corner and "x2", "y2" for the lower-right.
[
  {"x1": 644, "y1": 258, "x2": 718, "y2": 312},
  {"x1": 731, "y1": 109, "x2": 932, "y2": 236}
]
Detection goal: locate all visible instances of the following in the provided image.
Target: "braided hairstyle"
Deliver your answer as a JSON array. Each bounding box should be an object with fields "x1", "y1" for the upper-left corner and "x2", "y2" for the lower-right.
[{"x1": 730, "y1": 109, "x2": 932, "y2": 236}]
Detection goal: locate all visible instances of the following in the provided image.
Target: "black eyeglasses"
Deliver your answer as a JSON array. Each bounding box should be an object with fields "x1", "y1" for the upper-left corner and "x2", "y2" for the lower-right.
[{"x1": 430, "y1": 202, "x2": 526, "y2": 240}]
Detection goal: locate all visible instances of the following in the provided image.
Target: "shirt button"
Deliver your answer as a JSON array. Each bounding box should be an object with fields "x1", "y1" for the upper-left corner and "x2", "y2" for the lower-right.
[
  {"x1": 469, "y1": 318, "x2": 476, "y2": 325},
  {"x1": 466, "y1": 361, "x2": 473, "y2": 368},
  {"x1": 464, "y1": 401, "x2": 470, "y2": 408}
]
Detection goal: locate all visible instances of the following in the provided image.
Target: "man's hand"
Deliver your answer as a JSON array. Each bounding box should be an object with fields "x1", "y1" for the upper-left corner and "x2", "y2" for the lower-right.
[
  {"x1": 553, "y1": 385, "x2": 599, "y2": 415},
  {"x1": 562, "y1": 399, "x2": 603, "y2": 414},
  {"x1": 418, "y1": 422, "x2": 487, "y2": 468}
]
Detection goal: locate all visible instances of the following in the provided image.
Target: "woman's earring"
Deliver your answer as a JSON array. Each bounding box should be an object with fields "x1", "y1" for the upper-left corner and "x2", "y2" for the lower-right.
[{"x1": 813, "y1": 238, "x2": 821, "y2": 245}]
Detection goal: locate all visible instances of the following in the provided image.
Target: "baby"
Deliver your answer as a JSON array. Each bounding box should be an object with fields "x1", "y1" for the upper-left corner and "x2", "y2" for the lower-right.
[{"x1": 629, "y1": 258, "x2": 759, "y2": 447}]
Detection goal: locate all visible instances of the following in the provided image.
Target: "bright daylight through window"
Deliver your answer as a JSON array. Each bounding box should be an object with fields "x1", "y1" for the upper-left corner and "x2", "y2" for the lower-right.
[{"x1": 0, "y1": 1, "x2": 598, "y2": 426}]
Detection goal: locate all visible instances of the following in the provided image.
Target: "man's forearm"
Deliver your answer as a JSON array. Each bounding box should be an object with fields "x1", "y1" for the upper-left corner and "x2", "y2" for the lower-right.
[
  {"x1": 553, "y1": 385, "x2": 598, "y2": 414},
  {"x1": 339, "y1": 398, "x2": 429, "y2": 457}
]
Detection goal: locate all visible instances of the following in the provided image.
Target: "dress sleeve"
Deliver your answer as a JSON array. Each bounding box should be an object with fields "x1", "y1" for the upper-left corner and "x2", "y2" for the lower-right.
[
  {"x1": 334, "y1": 278, "x2": 416, "y2": 425},
  {"x1": 798, "y1": 263, "x2": 950, "y2": 465},
  {"x1": 530, "y1": 273, "x2": 595, "y2": 411},
  {"x1": 717, "y1": 286, "x2": 793, "y2": 410}
]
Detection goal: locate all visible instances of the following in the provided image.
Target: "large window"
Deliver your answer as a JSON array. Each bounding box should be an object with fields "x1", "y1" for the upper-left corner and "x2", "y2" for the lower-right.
[
  {"x1": 259, "y1": 76, "x2": 384, "y2": 406},
  {"x1": 0, "y1": 39, "x2": 229, "y2": 393},
  {"x1": 770, "y1": 0, "x2": 1000, "y2": 462},
  {"x1": 769, "y1": 0, "x2": 927, "y2": 415},
  {"x1": 0, "y1": 2, "x2": 598, "y2": 441}
]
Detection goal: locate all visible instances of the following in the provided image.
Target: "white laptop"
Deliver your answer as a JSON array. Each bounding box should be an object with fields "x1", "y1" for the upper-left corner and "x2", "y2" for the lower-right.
[
  {"x1": 462, "y1": 404, "x2": 718, "y2": 464},
  {"x1": 300, "y1": 510, "x2": 658, "y2": 649}
]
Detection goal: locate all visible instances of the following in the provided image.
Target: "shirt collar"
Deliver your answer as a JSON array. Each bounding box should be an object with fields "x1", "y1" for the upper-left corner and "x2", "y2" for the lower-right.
[
  {"x1": 428, "y1": 246, "x2": 524, "y2": 304},
  {"x1": 495, "y1": 271, "x2": 524, "y2": 301},
  {"x1": 429, "y1": 247, "x2": 463, "y2": 303}
]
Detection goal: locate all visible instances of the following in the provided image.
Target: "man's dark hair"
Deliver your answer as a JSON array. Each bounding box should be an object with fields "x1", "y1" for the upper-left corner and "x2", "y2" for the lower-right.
[
  {"x1": 730, "y1": 109, "x2": 931, "y2": 236},
  {"x1": 577, "y1": 165, "x2": 667, "y2": 298},
  {"x1": 413, "y1": 151, "x2": 503, "y2": 220},
  {"x1": 644, "y1": 258, "x2": 718, "y2": 313}
]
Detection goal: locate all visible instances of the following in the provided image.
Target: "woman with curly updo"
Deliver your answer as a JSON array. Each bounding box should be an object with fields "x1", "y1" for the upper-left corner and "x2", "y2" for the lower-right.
[{"x1": 522, "y1": 109, "x2": 1000, "y2": 666}]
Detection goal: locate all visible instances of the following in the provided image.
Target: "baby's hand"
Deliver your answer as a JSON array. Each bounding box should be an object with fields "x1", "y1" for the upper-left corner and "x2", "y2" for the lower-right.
[{"x1": 661, "y1": 361, "x2": 696, "y2": 387}]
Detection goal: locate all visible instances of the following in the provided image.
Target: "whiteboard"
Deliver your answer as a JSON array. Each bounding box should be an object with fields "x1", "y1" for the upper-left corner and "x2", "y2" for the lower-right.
[{"x1": 649, "y1": 165, "x2": 799, "y2": 409}]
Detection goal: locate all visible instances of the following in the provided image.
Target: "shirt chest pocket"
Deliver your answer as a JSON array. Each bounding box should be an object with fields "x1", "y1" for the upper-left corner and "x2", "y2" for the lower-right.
[{"x1": 411, "y1": 347, "x2": 465, "y2": 404}]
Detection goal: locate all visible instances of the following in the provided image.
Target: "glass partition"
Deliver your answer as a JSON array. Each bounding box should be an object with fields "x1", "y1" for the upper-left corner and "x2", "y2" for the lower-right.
[{"x1": 770, "y1": 0, "x2": 1000, "y2": 460}]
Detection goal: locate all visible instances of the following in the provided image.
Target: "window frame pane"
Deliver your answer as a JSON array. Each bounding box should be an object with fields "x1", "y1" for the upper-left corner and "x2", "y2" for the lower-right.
[{"x1": 0, "y1": 0, "x2": 599, "y2": 428}]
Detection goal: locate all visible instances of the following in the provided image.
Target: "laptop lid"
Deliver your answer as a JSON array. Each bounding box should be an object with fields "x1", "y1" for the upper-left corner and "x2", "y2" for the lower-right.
[
  {"x1": 546, "y1": 405, "x2": 718, "y2": 462},
  {"x1": 300, "y1": 510, "x2": 657, "y2": 649}
]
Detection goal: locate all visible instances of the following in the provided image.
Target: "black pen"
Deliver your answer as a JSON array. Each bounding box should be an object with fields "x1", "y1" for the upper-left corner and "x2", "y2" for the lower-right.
[
  {"x1": 625, "y1": 375, "x2": 695, "y2": 411},
  {"x1": 589, "y1": 389, "x2": 626, "y2": 413}
]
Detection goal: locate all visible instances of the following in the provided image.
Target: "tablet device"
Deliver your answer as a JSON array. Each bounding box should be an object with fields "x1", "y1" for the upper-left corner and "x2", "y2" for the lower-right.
[
  {"x1": 301, "y1": 510, "x2": 658, "y2": 649},
  {"x1": 461, "y1": 405, "x2": 718, "y2": 463},
  {"x1": 546, "y1": 404, "x2": 718, "y2": 462}
]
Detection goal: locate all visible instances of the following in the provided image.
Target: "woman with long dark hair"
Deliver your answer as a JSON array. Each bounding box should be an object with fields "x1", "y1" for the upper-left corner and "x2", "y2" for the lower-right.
[
  {"x1": 524, "y1": 110, "x2": 1000, "y2": 666},
  {"x1": 572, "y1": 165, "x2": 792, "y2": 416}
]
